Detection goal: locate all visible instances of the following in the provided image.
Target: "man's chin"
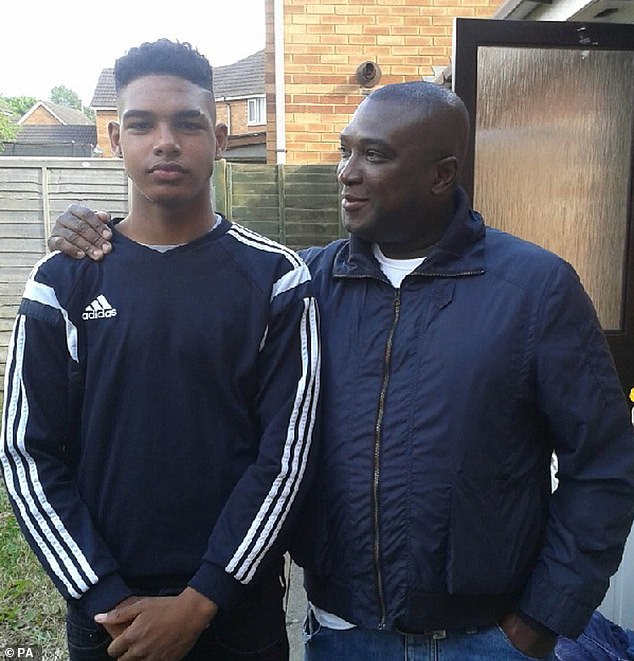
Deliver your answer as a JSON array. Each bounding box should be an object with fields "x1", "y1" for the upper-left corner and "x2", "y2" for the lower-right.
[{"x1": 344, "y1": 223, "x2": 376, "y2": 243}]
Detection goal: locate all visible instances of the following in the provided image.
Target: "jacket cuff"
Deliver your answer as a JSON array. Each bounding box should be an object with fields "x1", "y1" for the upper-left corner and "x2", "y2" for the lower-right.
[
  {"x1": 188, "y1": 561, "x2": 244, "y2": 610},
  {"x1": 516, "y1": 609, "x2": 557, "y2": 638},
  {"x1": 518, "y1": 569, "x2": 594, "y2": 638},
  {"x1": 77, "y1": 574, "x2": 134, "y2": 618}
]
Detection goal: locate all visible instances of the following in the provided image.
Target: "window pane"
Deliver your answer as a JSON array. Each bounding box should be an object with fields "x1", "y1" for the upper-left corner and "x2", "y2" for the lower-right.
[
  {"x1": 248, "y1": 98, "x2": 265, "y2": 125},
  {"x1": 473, "y1": 47, "x2": 634, "y2": 330}
]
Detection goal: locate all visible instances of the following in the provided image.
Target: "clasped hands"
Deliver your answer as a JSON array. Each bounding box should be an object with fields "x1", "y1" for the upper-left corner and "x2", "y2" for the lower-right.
[{"x1": 95, "y1": 587, "x2": 217, "y2": 660}]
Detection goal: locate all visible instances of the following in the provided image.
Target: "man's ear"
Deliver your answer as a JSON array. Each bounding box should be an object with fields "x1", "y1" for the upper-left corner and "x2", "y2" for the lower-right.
[
  {"x1": 431, "y1": 156, "x2": 458, "y2": 195},
  {"x1": 108, "y1": 121, "x2": 123, "y2": 158},
  {"x1": 214, "y1": 122, "x2": 229, "y2": 160}
]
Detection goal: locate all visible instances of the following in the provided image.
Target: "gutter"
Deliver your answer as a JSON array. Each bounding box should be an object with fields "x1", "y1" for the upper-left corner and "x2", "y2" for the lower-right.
[{"x1": 274, "y1": 0, "x2": 286, "y2": 164}]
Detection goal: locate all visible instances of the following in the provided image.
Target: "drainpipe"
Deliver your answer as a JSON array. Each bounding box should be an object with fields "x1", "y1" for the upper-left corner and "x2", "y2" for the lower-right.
[
  {"x1": 274, "y1": 0, "x2": 286, "y2": 164},
  {"x1": 218, "y1": 99, "x2": 231, "y2": 135}
]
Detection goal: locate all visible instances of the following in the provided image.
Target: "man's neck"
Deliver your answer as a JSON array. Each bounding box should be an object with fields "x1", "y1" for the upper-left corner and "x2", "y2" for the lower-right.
[
  {"x1": 378, "y1": 197, "x2": 456, "y2": 259},
  {"x1": 117, "y1": 197, "x2": 217, "y2": 245}
]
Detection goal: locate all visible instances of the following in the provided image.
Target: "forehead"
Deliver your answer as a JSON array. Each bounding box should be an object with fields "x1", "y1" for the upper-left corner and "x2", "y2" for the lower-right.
[
  {"x1": 341, "y1": 99, "x2": 425, "y2": 145},
  {"x1": 117, "y1": 74, "x2": 214, "y2": 115}
]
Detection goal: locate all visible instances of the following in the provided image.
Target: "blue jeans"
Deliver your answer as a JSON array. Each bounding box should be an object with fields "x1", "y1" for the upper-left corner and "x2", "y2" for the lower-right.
[
  {"x1": 67, "y1": 589, "x2": 289, "y2": 661},
  {"x1": 303, "y1": 610, "x2": 557, "y2": 661}
]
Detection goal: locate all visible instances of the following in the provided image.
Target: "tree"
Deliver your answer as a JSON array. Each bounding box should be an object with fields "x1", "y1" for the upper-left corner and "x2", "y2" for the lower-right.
[
  {"x1": 50, "y1": 85, "x2": 82, "y2": 110},
  {"x1": 50, "y1": 85, "x2": 94, "y2": 121},
  {"x1": 4, "y1": 96, "x2": 37, "y2": 117},
  {"x1": 0, "y1": 113, "x2": 18, "y2": 152}
]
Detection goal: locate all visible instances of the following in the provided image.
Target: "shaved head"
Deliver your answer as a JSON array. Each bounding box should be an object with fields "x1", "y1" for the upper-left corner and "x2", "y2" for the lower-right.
[{"x1": 359, "y1": 81, "x2": 470, "y2": 171}]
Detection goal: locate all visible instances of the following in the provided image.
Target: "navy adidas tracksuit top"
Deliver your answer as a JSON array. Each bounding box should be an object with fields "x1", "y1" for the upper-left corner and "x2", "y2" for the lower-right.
[{"x1": 1, "y1": 217, "x2": 320, "y2": 617}]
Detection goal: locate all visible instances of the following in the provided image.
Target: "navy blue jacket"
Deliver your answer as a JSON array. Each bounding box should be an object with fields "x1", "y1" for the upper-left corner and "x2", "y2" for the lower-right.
[
  {"x1": 297, "y1": 188, "x2": 634, "y2": 639},
  {"x1": 1, "y1": 219, "x2": 320, "y2": 617}
]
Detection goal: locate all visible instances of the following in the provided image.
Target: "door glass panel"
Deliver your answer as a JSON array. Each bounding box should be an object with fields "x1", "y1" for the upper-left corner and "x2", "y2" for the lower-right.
[{"x1": 473, "y1": 46, "x2": 634, "y2": 330}]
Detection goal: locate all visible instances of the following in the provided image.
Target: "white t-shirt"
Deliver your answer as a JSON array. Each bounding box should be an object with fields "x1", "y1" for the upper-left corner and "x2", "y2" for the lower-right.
[
  {"x1": 141, "y1": 214, "x2": 222, "y2": 252},
  {"x1": 372, "y1": 243, "x2": 426, "y2": 288}
]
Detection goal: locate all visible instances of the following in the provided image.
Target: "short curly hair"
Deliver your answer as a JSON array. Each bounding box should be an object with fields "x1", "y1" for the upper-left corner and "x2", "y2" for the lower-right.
[{"x1": 114, "y1": 38, "x2": 213, "y2": 94}]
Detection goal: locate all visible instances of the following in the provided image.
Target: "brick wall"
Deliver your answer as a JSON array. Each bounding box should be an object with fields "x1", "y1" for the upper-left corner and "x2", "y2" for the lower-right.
[
  {"x1": 265, "y1": 0, "x2": 500, "y2": 164},
  {"x1": 22, "y1": 106, "x2": 59, "y2": 126},
  {"x1": 95, "y1": 110, "x2": 118, "y2": 157},
  {"x1": 217, "y1": 99, "x2": 251, "y2": 136}
]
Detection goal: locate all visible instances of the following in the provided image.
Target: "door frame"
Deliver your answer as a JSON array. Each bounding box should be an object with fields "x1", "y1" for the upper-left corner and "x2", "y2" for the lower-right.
[{"x1": 452, "y1": 18, "x2": 634, "y2": 389}]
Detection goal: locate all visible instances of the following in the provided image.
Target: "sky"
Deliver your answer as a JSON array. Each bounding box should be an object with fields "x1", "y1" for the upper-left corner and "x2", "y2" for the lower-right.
[{"x1": 1, "y1": 0, "x2": 265, "y2": 107}]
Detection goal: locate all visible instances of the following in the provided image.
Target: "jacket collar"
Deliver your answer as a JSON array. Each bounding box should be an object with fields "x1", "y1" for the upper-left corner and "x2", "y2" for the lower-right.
[{"x1": 333, "y1": 187, "x2": 486, "y2": 279}]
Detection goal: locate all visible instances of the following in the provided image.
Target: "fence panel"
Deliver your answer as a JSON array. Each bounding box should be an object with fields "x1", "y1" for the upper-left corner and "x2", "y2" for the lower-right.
[{"x1": 283, "y1": 165, "x2": 341, "y2": 249}]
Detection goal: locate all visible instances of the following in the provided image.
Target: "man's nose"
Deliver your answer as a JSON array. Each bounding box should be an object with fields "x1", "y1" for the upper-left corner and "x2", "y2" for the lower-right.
[
  {"x1": 337, "y1": 156, "x2": 361, "y2": 184},
  {"x1": 154, "y1": 125, "x2": 181, "y2": 155}
]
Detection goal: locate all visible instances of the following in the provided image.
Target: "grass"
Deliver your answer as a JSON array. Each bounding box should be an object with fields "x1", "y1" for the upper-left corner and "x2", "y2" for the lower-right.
[{"x1": 0, "y1": 464, "x2": 67, "y2": 658}]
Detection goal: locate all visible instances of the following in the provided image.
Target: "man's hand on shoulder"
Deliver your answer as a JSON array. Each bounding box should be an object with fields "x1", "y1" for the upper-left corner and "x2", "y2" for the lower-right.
[
  {"x1": 48, "y1": 204, "x2": 113, "y2": 261},
  {"x1": 96, "y1": 587, "x2": 218, "y2": 660},
  {"x1": 500, "y1": 611, "x2": 556, "y2": 659}
]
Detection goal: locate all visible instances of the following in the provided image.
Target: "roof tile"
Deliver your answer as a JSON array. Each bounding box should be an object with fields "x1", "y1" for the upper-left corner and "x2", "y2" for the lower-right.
[{"x1": 14, "y1": 125, "x2": 97, "y2": 144}]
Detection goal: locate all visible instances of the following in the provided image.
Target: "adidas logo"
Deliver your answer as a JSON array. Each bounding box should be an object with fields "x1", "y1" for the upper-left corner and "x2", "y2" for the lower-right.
[{"x1": 82, "y1": 294, "x2": 118, "y2": 320}]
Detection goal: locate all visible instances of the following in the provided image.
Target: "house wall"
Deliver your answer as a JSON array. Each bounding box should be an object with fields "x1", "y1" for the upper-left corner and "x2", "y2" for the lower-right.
[
  {"x1": 217, "y1": 99, "x2": 251, "y2": 135},
  {"x1": 265, "y1": 0, "x2": 501, "y2": 164},
  {"x1": 22, "y1": 106, "x2": 59, "y2": 126},
  {"x1": 95, "y1": 109, "x2": 118, "y2": 157}
]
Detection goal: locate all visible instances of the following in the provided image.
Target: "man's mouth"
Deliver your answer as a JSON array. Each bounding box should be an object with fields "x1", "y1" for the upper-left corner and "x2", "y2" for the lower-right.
[
  {"x1": 148, "y1": 163, "x2": 186, "y2": 181},
  {"x1": 341, "y1": 195, "x2": 368, "y2": 212}
]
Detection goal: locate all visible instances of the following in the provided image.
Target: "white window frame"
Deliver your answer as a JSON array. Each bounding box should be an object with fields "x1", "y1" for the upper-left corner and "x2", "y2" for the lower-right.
[{"x1": 248, "y1": 96, "x2": 266, "y2": 126}]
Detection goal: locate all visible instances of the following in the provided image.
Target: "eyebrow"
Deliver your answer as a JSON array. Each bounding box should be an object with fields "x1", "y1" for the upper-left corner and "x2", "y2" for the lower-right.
[
  {"x1": 121, "y1": 109, "x2": 208, "y2": 122},
  {"x1": 339, "y1": 135, "x2": 392, "y2": 150},
  {"x1": 339, "y1": 131, "x2": 388, "y2": 145}
]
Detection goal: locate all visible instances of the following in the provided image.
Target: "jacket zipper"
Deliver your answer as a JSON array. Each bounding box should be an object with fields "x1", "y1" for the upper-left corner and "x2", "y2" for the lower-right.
[
  {"x1": 417, "y1": 270, "x2": 484, "y2": 278},
  {"x1": 372, "y1": 287, "x2": 401, "y2": 630},
  {"x1": 333, "y1": 268, "x2": 484, "y2": 282}
]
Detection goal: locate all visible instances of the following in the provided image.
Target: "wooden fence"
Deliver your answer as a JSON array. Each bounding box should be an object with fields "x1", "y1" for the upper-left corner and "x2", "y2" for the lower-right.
[{"x1": 0, "y1": 157, "x2": 342, "y2": 378}]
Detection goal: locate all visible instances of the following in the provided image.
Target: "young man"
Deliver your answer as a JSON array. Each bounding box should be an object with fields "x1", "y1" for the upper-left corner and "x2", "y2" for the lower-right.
[
  {"x1": 48, "y1": 82, "x2": 634, "y2": 660},
  {"x1": 1, "y1": 39, "x2": 319, "y2": 661}
]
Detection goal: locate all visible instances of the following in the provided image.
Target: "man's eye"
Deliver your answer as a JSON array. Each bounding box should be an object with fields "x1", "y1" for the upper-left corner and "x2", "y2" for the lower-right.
[
  {"x1": 338, "y1": 146, "x2": 351, "y2": 158},
  {"x1": 366, "y1": 150, "x2": 385, "y2": 161},
  {"x1": 179, "y1": 121, "x2": 203, "y2": 131},
  {"x1": 127, "y1": 122, "x2": 150, "y2": 131}
]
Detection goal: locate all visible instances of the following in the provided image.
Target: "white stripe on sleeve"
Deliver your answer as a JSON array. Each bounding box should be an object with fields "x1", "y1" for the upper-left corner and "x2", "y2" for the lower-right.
[
  {"x1": 227, "y1": 297, "x2": 320, "y2": 582},
  {"x1": 1, "y1": 315, "x2": 99, "y2": 599}
]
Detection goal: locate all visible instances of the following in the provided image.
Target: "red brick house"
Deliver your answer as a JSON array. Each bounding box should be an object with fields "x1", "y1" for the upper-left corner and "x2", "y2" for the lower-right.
[{"x1": 2, "y1": 101, "x2": 96, "y2": 157}]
